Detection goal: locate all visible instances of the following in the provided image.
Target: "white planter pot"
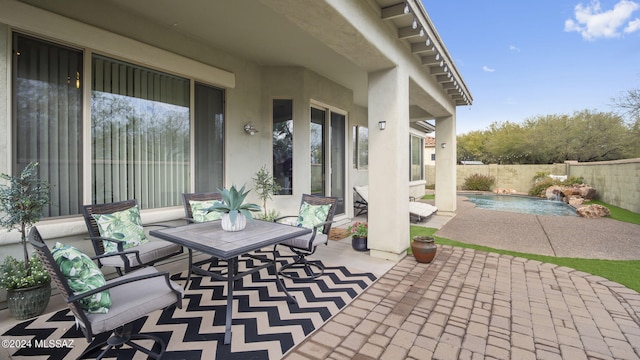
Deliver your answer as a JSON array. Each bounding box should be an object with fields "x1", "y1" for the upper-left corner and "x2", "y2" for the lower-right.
[{"x1": 221, "y1": 213, "x2": 247, "y2": 232}]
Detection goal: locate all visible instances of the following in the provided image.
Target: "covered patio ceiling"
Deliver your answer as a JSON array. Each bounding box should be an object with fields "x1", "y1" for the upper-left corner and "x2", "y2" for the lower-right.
[{"x1": 18, "y1": 0, "x2": 471, "y2": 121}]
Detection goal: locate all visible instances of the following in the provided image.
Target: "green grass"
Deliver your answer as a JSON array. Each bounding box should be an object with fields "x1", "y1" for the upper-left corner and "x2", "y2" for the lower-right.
[
  {"x1": 409, "y1": 226, "x2": 640, "y2": 293},
  {"x1": 421, "y1": 194, "x2": 435, "y2": 200},
  {"x1": 586, "y1": 200, "x2": 640, "y2": 225}
]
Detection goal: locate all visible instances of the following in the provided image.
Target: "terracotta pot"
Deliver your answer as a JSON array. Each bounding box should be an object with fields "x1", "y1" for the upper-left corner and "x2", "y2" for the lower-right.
[
  {"x1": 411, "y1": 236, "x2": 437, "y2": 263},
  {"x1": 351, "y1": 236, "x2": 368, "y2": 251}
]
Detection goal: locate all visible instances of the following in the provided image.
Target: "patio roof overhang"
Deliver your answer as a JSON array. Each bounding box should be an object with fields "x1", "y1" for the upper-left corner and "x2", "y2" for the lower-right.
[{"x1": 16, "y1": 0, "x2": 471, "y2": 120}]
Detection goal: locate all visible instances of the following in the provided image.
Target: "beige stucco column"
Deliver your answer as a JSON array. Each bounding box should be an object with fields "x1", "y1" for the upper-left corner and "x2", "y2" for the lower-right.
[
  {"x1": 366, "y1": 67, "x2": 410, "y2": 261},
  {"x1": 434, "y1": 115, "x2": 457, "y2": 216}
]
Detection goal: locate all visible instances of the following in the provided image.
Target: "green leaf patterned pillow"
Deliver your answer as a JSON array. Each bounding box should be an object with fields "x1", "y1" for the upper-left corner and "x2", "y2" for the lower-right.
[
  {"x1": 92, "y1": 205, "x2": 148, "y2": 254},
  {"x1": 51, "y1": 242, "x2": 111, "y2": 314},
  {"x1": 189, "y1": 200, "x2": 223, "y2": 223},
  {"x1": 297, "y1": 202, "x2": 331, "y2": 234}
]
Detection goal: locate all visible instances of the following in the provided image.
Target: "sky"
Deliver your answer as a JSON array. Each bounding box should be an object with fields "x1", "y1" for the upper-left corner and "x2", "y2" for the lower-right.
[{"x1": 422, "y1": 0, "x2": 640, "y2": 134}]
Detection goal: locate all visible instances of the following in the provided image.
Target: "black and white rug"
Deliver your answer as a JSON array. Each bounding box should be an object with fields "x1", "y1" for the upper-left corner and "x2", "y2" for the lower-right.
[{"x1": 1, "y1": 252, "x2": 376, "y2": 359}]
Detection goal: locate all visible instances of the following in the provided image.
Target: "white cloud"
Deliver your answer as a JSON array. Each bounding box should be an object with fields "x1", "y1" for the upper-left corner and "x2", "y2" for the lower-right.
[
  {"x1": 482, "y1": 66, "x2": 496, "y2": 73},
  {"x1": 509, "y1": 45, "x2": 521, "y2": 52},
  {"x1": 565, "y1": 0, "x2": 640, "y2": 40},
  {"x1": 625, "y1": 18, "x2": 640, "y2": 32}
]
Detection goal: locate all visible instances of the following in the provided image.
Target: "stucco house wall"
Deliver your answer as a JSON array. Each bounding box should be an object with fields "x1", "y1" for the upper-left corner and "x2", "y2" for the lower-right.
[{"x1": 0, "y1": 0, "x2": 472, "y2": 301}]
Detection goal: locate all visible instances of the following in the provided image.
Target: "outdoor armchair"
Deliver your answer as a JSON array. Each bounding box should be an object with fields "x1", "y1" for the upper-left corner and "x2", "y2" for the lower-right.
[
  {"x1": 28, "y1": 226, "x2": 183, "y2": 360},
  {"x1": 181, "y1": 192, "x2": 225, "y2": 288},
  {"x1": 274, "y1": 194, "x2": 338, "y2": 279},
  {"x1": 82, "y1": 199, "x2": 183, "y2": 276}
]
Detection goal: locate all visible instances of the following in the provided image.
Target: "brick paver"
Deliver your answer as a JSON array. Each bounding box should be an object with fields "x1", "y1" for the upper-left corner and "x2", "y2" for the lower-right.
[{"x1": 283, "y1": 245, "x2": 640, "y2": 359}]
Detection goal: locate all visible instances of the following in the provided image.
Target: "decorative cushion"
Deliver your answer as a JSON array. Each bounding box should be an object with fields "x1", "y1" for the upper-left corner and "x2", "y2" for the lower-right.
[
  {"x1": 189, "y1": 200, "x2": 223, "y2": 223},
  {"x1": 51, "y1": 242, "x2": 111, "y2": 314},
  {"x1": 92, "y1": 205, "x2": 148, "y2": 254},
  {"x1": 297, "y1": 202, "x2": 331, "y2": 233}
]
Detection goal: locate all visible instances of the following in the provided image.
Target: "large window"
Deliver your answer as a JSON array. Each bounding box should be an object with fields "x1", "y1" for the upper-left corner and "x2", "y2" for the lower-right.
[
  {"x1": 194, "y1": 83, "x2": 225, "y2": 193},
  {"x1": 353, "y1": 126, "x2": 368, "y2": 169},
  {"x1": 410, "y1": 134, "x2": 424, "y2": 181},
  {"x1": 272, "y1": 99, "x2": 293, "y2": 195},
  {"x1": 12, "y1": 32, "x2": 225, "y2": 217},
  {"x1": 12, "y1": 34, "x2": 84, "y2": 217},
  {"x1": 92, "y1": 55, "x2": 190, "y2": 207}
]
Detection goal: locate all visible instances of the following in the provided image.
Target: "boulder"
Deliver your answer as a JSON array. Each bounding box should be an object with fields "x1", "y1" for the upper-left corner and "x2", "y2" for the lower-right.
[
  {"x1": 567, "y1": 196, "x2": 584, "y2": 207},
  {"x1": 578, "y1": 186, "x2": 597, "y2": 200},
  {"x1": 576, "y1": 204, "x2": 610, "y2": 218},
  {"x1": 545, "y1": 186, "x2": 566, "y2": 201}
]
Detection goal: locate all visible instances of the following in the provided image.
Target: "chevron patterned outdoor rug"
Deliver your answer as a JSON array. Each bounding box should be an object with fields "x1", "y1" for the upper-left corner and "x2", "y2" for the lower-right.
[{"x1": 1, "y1": 252, "x2": 376, "y2": 359}]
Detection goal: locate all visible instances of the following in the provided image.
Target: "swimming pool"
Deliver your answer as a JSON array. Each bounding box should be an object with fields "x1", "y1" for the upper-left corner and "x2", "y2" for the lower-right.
[{"x1": 463, "y1": 193, "x2": 577, "y2": 216}]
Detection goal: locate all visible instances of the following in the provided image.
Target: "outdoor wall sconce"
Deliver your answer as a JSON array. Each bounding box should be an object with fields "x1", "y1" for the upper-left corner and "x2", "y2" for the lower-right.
[
  {"x1": 441, "y1": 143, "x2": 446, "y2": 149},
  {"x1": 244, "y1": 122, "x2": 259, "y2": 135},
  {"x1": 378, "y1": 121, "x2": 386, "y2": 130}
]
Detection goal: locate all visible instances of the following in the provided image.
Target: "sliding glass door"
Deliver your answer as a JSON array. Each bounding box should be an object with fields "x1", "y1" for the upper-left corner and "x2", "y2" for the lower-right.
[{"x1": 310, "y1": 105, "x2": 346, "y2": 215}]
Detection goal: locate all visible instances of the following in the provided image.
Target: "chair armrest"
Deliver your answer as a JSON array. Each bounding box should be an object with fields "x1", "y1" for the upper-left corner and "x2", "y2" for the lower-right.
[
  {"x1": 311, "y1": 220, "x2": 335, "y2": 232},
  {"x1": 144, "y1": 223, "x2": 174, "y2": 229},
  {"x1": 273, "y1": 215, "x2": 298, "y2": 223},
  {"x1": 85, "y1": 236, "x2": 142, "y2": 271},
  {"x1": 66, "y1": 270, "x2": 181, "y2": 305},
  {"x1": 85, "y1": 236, "x2": 126, "y2": 253},
  {"x1": 91, "y1": 250, "x2": 140, "y2": 261}
]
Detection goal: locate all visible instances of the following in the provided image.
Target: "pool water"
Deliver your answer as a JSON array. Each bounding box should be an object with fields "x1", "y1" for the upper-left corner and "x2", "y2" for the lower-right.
[{"x1": 463, "y1": 194, "x2": 577, "y2": 216}]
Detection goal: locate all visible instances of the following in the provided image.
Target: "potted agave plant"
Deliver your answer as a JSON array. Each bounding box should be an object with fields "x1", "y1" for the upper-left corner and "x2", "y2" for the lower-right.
[
  {"x1": 0, "y1": 162, "x2": 52, "y2": 319},
  {"x1": 207, "y1": 185, "x2": 261, "y2": 231}
]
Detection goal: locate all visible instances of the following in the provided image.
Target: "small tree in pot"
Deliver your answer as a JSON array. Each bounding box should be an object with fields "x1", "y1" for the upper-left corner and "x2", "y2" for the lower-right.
[
  {"x1": 252, "y1": 165, "x2": 281, "y2": 221},
  {"x1": 0, "y1": 162, "x2": 52, "y2": 319}
]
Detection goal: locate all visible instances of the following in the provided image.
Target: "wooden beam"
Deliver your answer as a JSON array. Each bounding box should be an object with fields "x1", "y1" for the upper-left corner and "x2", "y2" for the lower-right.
[
  {"x1": 381, "y1": 3, "x2": 409, "y2": 20},
  {"x1": 436, "y1": 74, "x2": 453, "y2": 83},
  {"x1": 411, "y1": 42, "x2": 435, "y2": 54},
  {"x1": 421, "y1": 54, "x2": 440, "y2": 66},
  {"x1": 430, "y1": 66, "x2": 446, "y2": 75},
  {"x1": 398, "y1": 26, "x2": 421, "y2": 39}
]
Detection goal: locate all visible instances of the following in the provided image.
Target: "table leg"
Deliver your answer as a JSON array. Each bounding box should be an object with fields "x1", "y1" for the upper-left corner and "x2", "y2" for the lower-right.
[
  {"x1": 272, "y1": 246, "x2": 298, "y2": 304},
  {"x1": 186, "y1": 249, "x2": 193, "y2": 290},
  {"x1": 224, "y1": 257, "x2": 237, "y2": 345}
]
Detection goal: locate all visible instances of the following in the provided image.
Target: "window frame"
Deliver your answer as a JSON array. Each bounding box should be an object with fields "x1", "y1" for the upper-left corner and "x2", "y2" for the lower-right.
[{"x1": 10, "y1": 30, "x2": 229, "y2": 217}]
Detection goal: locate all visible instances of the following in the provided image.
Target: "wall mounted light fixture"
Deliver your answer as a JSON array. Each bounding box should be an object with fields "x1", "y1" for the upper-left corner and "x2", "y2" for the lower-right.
[
  {"x1": 244, "y1": 122, "x2": 259, "y2": 135},
  {"x1": 378, "y1": 121, "x2": 387, "y2": 130},
  {"x1": 441, "y1": 143, "x2": 446, "y2": 149}
]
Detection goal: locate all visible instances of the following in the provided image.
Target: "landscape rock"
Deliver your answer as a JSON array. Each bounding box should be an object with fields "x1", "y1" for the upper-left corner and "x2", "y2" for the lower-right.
[
  {"x1": 578, "y1": 186, "x2": 597, "y2": 200},
  {"x1": 545, "y1": 186, "x2": 566, "y2": 201},
  {"x1": 544, "y1": 183, "x2": 597, "y2": 205},
  {"x1": 576, "y1": 204, "x2": 610, "y2": 218},
  {"x1": 494, "y1": 188, "x2": 517, "y2": 194},
  {"x1": 567, "y1": 196, "x2": 584, "y2": 207}
]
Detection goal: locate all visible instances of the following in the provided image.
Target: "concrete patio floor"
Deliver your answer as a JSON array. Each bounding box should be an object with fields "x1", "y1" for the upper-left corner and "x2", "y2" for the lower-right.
[
  {"x1": 284, "y1": 197, "x2": 640, "y2": 359},
  {"x1": 2, "y1": 195, "x2": 640, "y2": 359}
]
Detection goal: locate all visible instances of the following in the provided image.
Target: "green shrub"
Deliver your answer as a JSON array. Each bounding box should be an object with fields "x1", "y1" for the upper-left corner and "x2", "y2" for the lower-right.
[
  {"x1": 528, "y1": 174, "x2": 586, "y2": 197},
  {"x1": 463, "y1": 173, "x2": 495, "y2": 191},
  {"x1": 529, "y1": 178, "x2": 554, "y2": 197}
]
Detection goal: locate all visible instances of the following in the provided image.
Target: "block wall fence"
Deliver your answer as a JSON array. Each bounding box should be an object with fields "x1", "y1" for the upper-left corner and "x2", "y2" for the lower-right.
[{"x1": 425, "y1": 158, "x2": 640, "y2": 213}]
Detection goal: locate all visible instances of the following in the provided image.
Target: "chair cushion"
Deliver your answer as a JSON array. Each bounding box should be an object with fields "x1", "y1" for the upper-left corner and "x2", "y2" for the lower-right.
[
  {"x1": 51, "y1": 242, "x2": 111, "y2": 314},
  {"x1": 409, "y1": 202, "x2": 438, "y2": 217},
  {"x1": 281, "y1": 233, "x2": 329, "y2": 250},
  {"x1": 85, "y1": 266, "x2": 183, "y2": 334},
  {"x1": 98, "y1": 240, "x2": 182, "y2": 269},
  {"x1": 189, "y1": 200, "x2": 223, "y2": 223},
  {"x1": 296, "y1": 202, "x2": 331, "y2": 233},
  {"x1": 92, "y1": 205, "x2": 149, "y2": 254}
]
